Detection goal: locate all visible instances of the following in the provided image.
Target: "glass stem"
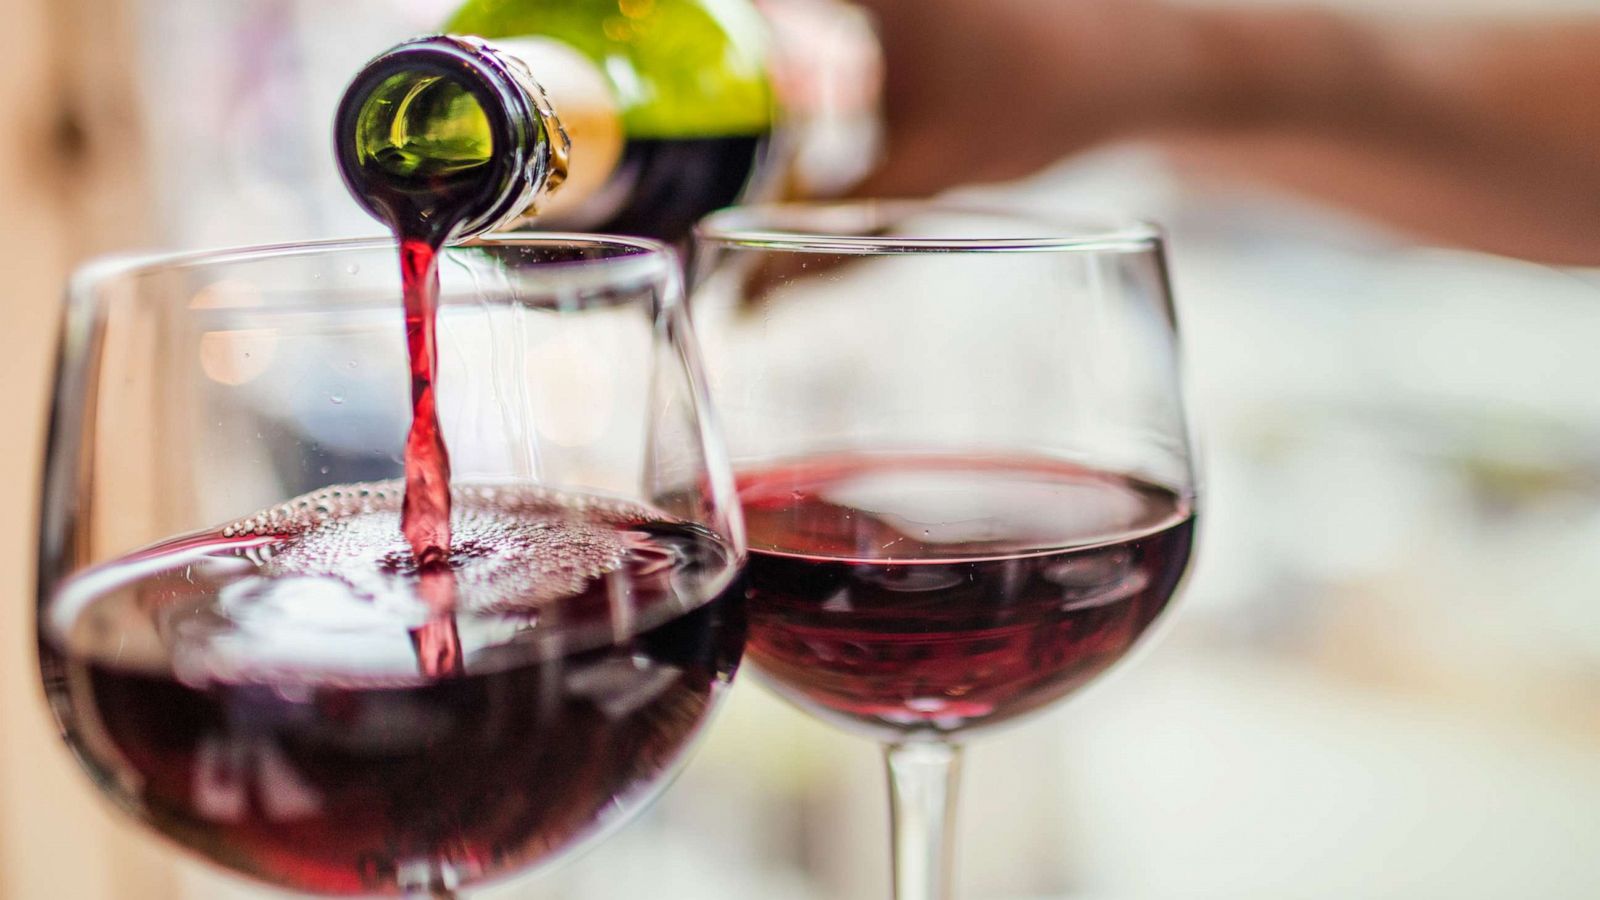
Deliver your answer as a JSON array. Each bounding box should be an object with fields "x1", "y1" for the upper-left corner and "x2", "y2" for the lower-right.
[
  {"x1": 884, "y1": 740, "x2": 963, "y2": 900},
  {"x1": 398, "y1": 864, "x2": 458, "y2": 899}
]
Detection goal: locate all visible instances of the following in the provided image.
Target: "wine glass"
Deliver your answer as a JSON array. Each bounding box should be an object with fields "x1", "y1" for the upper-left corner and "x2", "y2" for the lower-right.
[
  {"x1": 691, "y1": 202, "x2": 1198, "y2": 900},
  {"x1": 36, "y1": 235, "x2": 746, "y2": 898}
]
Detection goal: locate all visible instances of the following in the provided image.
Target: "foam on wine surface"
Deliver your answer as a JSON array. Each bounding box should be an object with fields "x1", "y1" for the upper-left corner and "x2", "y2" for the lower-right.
[
  {"x1": 227, "y1": 481, "x2": 651, "y2": 610},
  {"x1": 55, "y1": 481, "x2": 733, "y2": 688}
]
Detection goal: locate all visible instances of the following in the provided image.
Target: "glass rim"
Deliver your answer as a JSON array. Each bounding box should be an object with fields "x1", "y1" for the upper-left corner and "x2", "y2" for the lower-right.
[
  {"x1": 67, "y1": 232, "x2": 682, "y2": 305},
  {"x1": 695, "y1": 200, "x2": 1164, "y2": 254}
]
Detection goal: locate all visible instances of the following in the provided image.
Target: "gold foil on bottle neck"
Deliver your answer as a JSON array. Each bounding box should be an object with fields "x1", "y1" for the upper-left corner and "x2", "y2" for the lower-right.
[
  {"x1": 499, "y1": 44, "x2": 572, "y2": 201},
  {"x1": 490, "y1": 37, "x2": 625, "y2": 228}
]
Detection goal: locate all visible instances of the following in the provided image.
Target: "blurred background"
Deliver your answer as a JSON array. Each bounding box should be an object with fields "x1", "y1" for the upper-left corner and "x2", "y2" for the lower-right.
[{"x1": 4, "y1": 0, "x2": 1599, "y2": 898}]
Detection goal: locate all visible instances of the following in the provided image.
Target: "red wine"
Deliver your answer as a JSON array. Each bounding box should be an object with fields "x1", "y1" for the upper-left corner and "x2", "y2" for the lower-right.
[
  {"x1": 737, "y1": 454, "x2": 1194, "y2": 738},
  {"x1": 359, "y1": 89, "x2": 487, "y2": 676},
  {"x1": 39, "y1": 483, "x2": 743, "y2": 896},
  {"x1": 399, "y1": 239, "x2": 451, "y2": 568},
  {"x1": 397, "y1": 233, "x2": 467, "y2": 679},
  {"x1": 395, "y1": 235, "x2": 462, "y2": 677},
  {"x1": 339, "y1": 55, "x2": 766, "y2": 654},
  {"x1": 336, "y1": 45, "x2": 513, "y2": 572},
  {"x1": 379, "y1": 136, "x2": 765, "y2": 572}
]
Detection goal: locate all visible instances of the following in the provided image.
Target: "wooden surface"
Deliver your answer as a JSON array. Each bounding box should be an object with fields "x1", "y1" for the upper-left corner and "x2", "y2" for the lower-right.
[{"x1": 0, "y1": 0, "x2": 171, "y2": 897}]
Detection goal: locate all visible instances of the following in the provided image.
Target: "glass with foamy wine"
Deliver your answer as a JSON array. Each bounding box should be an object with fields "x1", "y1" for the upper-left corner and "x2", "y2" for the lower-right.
[{"x1": 37, "y1": 236, "x2": 745, "y2": 898}]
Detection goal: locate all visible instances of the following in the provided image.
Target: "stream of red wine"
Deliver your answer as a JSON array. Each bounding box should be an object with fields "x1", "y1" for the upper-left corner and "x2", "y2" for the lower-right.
[
  {"x1": 398, "y1": 236, "x2": 453, "y2": 566},
  {"x1": 396, "y1": 234, "x2": 463, "y2": 678}
]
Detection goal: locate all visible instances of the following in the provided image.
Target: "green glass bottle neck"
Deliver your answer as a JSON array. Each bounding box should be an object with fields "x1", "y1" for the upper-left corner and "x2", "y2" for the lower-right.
[
  {"x1": 336, "y1": 16, "x2": 783, "y2": 242},
  {"x1": 334, "y1": 36, "x2": 569, "y2": 242},
  {"x1": 443, "y1": 0, "x2": 774, "y2": 139}
]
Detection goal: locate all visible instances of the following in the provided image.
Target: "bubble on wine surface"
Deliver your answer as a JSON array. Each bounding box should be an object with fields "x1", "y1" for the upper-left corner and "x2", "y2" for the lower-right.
[
  {"x1": 223, "y1": 480, "x2": 670, "y2": 615},
  {"x1": 52, "y1": 480, "x2": 729, "y2": 688}
]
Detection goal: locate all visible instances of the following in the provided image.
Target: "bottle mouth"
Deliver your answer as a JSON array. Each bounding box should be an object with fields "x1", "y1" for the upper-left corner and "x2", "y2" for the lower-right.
[{"x1": 334, "y1": 36, "x2": 553, "y2": 241}]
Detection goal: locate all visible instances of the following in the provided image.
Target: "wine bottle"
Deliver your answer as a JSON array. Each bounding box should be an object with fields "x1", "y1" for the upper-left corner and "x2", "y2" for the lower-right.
[{"x1": 334, "y1": 0, "x2": 783, "y2": 244}]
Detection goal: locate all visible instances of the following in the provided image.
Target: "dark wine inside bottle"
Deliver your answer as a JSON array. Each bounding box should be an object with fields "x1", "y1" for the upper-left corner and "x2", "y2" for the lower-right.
[{"x1": 571, "y1": 134, "x2": 768, "y2": 241}]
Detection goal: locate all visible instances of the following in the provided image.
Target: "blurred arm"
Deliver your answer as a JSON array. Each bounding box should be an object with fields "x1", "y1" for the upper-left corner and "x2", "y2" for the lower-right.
[{"x1": 854, "y1": 1, "x2": 1600, "y2": 263}]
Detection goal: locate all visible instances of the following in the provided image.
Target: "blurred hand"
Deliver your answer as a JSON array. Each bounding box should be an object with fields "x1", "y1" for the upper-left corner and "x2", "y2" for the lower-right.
[
  {"x1": 848, "y1": 1, "x2": 1600, "y2": 264},
  {"x1": 852, "y1": 0, "x2": 1203, "y2": 197}
]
